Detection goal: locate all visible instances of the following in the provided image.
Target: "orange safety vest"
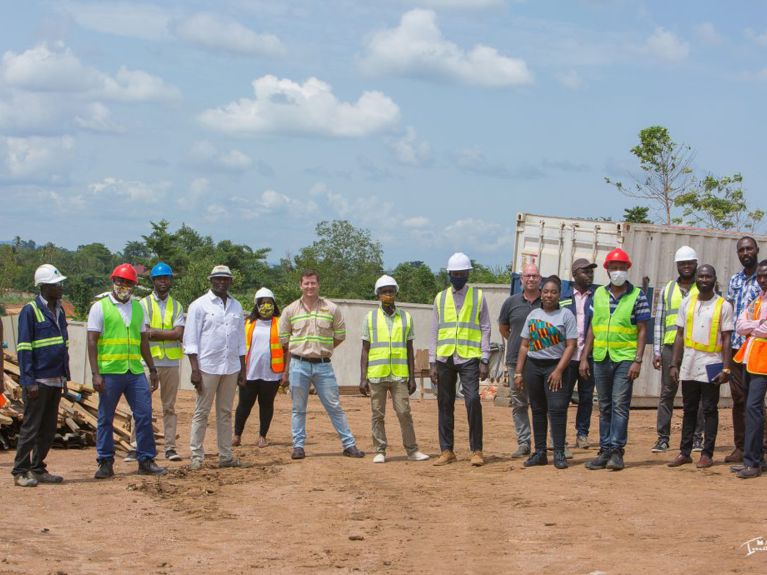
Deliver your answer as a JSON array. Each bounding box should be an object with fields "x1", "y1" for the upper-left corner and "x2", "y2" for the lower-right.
[
  {"x1": 245, "y1": 317, "x2": 285, "y2": 374},
  {"x1": 734, "y1": 296, "x2": 767, "y2": 375}
]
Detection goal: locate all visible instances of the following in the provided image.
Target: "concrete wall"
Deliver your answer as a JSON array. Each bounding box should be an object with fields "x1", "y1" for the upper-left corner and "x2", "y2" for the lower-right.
[{"x1": 2, "y1": 283, "x2": 727, "y2": 402}]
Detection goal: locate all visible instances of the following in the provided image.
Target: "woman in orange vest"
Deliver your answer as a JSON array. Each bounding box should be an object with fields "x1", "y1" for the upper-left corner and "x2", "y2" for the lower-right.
[
  {"x1": 733, "y1": 259, "x2": 767, "y2": 479},
  {"x1": 233, "y1": 287, "x2": 285, "y2": 448}
]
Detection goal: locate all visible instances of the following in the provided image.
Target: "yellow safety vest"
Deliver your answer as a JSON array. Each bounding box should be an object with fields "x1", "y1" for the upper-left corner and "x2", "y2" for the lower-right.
[
  {"x1": 683, "y1": 294, "x2": 723, "y2": 353},
  {"x1": 141, "y1": 295, "x2": 183, "y2": 361},
  {"x1": 97, "y1": 298, "x2": 144, "y2": 374},
  {"x1": 366, "y1": 307, "x2": 411, "y2": 379},
  {"x1": 663, "y1": 281, "x2": 698, "y2": 345},
  {"x1": 592, "y1": 286, "x2": 640, "y2": 362},
  {"x1": 436, "y1": 287, "x2": 483, "y2": 359}
]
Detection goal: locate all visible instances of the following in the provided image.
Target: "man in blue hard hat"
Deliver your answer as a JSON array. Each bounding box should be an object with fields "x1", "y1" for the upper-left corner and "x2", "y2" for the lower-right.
[{"x1": 125, "y1": 262, "x2": 185, "y2": 462}]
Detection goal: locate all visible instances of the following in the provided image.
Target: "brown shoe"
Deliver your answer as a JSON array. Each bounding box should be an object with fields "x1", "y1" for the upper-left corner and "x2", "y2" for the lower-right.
[
  {"x1": 232, "y1": 435, "x2": 241, "y2": 447},
  {"x1": 433, "y1": 450, "x2": 457, "y2": 466},
  {"x1": 667, "y1": 453, "x2": 693, "y2": 467},
  {"x1": 724, "y1": 448, "x2": 743, "y2": 463},
  {"x1": 470, "y1": 451, "x2": 485, "y2": 467},
  {"x1": 696, "y1": 454, "x2": 714, "y2": 468}
]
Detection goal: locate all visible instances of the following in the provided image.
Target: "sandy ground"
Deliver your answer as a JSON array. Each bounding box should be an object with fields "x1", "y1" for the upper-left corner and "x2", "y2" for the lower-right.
[{"x1": 1, "y1": 388, "x2": 767, "y2": 575}]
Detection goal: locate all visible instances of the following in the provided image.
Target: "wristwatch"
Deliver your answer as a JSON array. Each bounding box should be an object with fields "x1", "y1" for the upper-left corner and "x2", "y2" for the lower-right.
[
  {"x1": 722, "y1": 368, "x2": 731, "y2": 374},
  {"x1": 480, "y1": 358, "x2": 489, "y2": 365}
]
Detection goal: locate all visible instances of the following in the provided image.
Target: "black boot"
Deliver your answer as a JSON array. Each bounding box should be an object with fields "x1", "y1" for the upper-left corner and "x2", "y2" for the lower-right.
[
  {"x1": 523, "y1": 450, "x2": 548, "y2": 467},
  {"x1": 94, "y1": 459, "x2": 114, "y2": 480},
  {"x1": 585, "y1": 448, "x2": 611, "y2": 470},
  {"x1": 553, "y1": 450, "x2": 569, "y2": 469},
  {"x1": 138, "y1": 458, "x2": 168, "y2": 476},
  {"x1": 606, "y1": 448, "x2": 625, "y2": 471}
]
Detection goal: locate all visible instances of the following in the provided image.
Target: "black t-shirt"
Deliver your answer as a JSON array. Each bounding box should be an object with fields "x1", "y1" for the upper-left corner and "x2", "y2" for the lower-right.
[{"x1": 498, "y1": 292, "x2": 541, "y2": 366}]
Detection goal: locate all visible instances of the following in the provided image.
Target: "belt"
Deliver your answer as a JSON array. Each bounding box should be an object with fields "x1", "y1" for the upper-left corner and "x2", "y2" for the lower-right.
[{"x1": 293, "y1": 355, "x2": 331, "y2": 364}]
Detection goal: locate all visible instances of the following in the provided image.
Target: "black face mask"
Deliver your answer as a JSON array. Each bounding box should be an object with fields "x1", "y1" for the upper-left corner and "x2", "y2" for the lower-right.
[{"x1": 449, "y1": 276, "x2": 468, "y2": 290}]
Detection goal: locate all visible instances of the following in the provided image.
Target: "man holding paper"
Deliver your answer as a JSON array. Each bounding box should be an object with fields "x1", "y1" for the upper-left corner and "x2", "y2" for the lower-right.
[{"x1": 668, "y1": 265, "x2": 734, "y2": 469}]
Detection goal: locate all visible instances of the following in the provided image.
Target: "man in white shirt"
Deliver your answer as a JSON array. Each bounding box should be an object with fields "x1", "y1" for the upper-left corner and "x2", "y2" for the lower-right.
[
  {"x1": 183, "y1": 265, "x2": 247, "y2": 470},
  {"x1": 668, "y1": 265, "x2": 733, "y2": 469}
]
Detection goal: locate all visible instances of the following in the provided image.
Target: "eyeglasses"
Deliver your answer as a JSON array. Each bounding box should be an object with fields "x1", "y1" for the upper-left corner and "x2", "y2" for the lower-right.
[{"x1": 522, "y1": 274, "x2": 540, "y2": 279}]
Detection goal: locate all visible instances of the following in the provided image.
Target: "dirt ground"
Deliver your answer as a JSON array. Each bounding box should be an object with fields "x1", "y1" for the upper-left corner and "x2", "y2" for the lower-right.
[{"x1": 1, "y1": 389, "x2": 767, "y2": 575}]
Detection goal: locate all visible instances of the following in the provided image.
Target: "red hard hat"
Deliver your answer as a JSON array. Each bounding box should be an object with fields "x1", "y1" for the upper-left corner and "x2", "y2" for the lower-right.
[
  {"x1": 111, "y1": 263, "x2": 138, "y2": 283},
  {"x1": 603, "y1": 248, "x2": 632, "y2": 269}
]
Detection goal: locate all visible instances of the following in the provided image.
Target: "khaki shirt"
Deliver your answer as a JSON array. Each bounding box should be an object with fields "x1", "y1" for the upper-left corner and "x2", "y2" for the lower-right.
[{"x1": 279, "y1": 297, "x2": 346, "y2": 358}]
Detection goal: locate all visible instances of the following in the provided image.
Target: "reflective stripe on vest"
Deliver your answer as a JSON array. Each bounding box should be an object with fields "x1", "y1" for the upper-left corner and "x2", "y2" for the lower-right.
[
  {"x1": 734, "y1": 297, "x2": 767, "y2": 375},
  {"x1": 663, "y1": 281, "x2": 699, "y2": 345},
  {"x1": 683, "y1": 294, "x2": 723, "y2": 353},
  {"x1": 97, "y1": 298, "x2": 144, "y2": 375},
  {"x1": 141, "y1": 295, "x2": 183, "y2": 360},
  {"x1": 592, "y1": 285, "x2": 640, "y2": 362},
  {"x1": 367, "y1": 308, "x2": 411, "y2": 379},
  {"x1": 245, "y1": 317, "x2": 285, "y2": 374},
  {"x1": 436, "y1": 287, "x2": 482, "y2": 359}
]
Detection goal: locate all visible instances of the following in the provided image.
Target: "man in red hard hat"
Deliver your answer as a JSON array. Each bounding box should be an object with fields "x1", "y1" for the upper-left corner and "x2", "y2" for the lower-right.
[
  {"x1": 87, "y1": 263, "x2": 166, "y2": 479},
  {"x1": 580, "y1": 248, "x2": 650, "y2": 471}
]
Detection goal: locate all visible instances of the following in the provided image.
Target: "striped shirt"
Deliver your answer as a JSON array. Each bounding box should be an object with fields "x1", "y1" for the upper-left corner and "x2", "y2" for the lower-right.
[
  {"x1": 279, "y1": 296, "x2": 346, "y2": 358},
  {"x1": 606, "y1": 282, "x2": 652, "y2": 323},
  {"x1": 727, "y1": 270, "x2": 760, "y2": 350}
]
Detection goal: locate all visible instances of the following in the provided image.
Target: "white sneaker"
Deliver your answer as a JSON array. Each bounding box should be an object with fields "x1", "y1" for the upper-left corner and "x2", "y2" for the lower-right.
[
  {"x1": 189, "y1": 458, "x2": 204, "y2": 471},
  {"x1": 407, "y1": 451, "x2": 430, "y2": 461},
  {"x1": 373, "y1": 453, "x2": 386, "y2": 464}
]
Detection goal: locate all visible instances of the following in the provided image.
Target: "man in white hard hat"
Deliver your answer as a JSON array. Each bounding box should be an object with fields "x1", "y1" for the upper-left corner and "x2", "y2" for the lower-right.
[
  {"x1": 360, "y1": 275, "x2": 429, "y2": 463},
  {"x1": 12, "y1": 265, "x2": 69, "y2": 487},
  {"x1": 651, "y1": 246, "x2": 704, "y2": 453},
  {"x1": 430, "y1": 253, "x2": 491, "y2": 467}
]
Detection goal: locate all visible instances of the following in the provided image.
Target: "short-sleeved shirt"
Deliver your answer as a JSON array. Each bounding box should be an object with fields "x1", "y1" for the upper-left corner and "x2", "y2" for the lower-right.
[
  {"x1": 604, "y1": 283, "x2": 652, "y2": 324},
  {"x1": 361, "y1": 306, "x2": 415, "y2": 384},
  {"x1": 279, "y1": 297, "x2": 345, "y2": 358},
  {"x1": 87, "y1": 294, "x2": 148, "y2": 333},
  {"x1": 246, "y1": 319, "x2": 282, "y2": 382},
  {"x1": 521, "y1": 307, "x2": 578, "y2": 360},
  {"x1": 676, "y1": 295, "x2": 734, "y2": 382},
  {"x1": 143, "y1": 292, "x2": 185, "y2": 368},
  {"x1": 499, "y1": 292, "x2": 541, "y2": 366}
]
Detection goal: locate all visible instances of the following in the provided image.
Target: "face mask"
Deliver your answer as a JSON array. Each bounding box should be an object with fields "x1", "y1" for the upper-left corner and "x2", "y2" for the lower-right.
[
  {"x1": 379, "y1": 293, "x2": 396, "y2": 306},
  {"x1": 449, "y1": 276, "x2": 468, "y2": 290},
  {"x1": 609, "y1": 270, "x2": 628, "y2": 287},
  {"x1": 258, "y1": 302, "x2": 274, "y2": 318},
  {"x1": 113, "y1": 284, "x2": 133, "y2": 301}
]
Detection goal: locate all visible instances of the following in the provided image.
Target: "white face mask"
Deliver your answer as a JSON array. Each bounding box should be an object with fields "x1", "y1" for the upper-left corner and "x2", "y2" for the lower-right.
[{"x1": 609, "y1": 270, "x2": 628, "y2": 286}]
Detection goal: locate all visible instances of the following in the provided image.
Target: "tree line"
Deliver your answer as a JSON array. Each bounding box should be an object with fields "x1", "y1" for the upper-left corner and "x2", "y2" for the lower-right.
[{"x1": 0, "y1": 219, "x2": 509, "y2": 318}]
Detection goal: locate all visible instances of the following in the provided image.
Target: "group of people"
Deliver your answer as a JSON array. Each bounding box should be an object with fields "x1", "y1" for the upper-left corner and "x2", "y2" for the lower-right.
[{"x1": 6, "y1": 236, "x2": 767, "y2": 486}]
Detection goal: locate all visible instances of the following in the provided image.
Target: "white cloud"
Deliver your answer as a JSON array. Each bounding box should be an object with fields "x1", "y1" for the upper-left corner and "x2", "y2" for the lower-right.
[
  {"x1": 199, "y1": 75, "x2": 400, "y2": 138},
  {"x1": 361, "y1": 9, "x2": 532, "y2": 87},
  {"x1": 745, "y1": 28, "x2": 767, "y2": 47},
  {"x1": 101, "y1": 67, "x2": 180, "y2": 102},
  {"x1": 401, "y1": 0, "x2": 504, "y2": 7},
  {"x1": 174, "y1": 12, "x2": 285, "y2": 56},
  {"x1": 390, "y1": 127, "x2": 431, "y2": 166},
  {"x1": 61, "y1": 2, "x2": 171, "y2": 41},
  {"x1": 309, "y1": 182, "x2": 393, "y2": 224},
  {"x1": 189, "y1": 141, "x2": 253, "y2": 172},
  {"x1": 403, "y1": 216, "x2": 430, "y2": 228},
  {"x1": 644, "y1": 28, "x2": 689, "y2": 63},
  {"x1": 556, "y1": 69, "x2": 583, "y2": 90},
  {"x1": 0, "y1": 136, "x2": 75, "y2": 182},
  {"x1": 74, "y1": 102, "x2": 124, "y2": 133},
  {"x1": 443, "y1": 218, "x2": 515, "y2": 253},
  {"x1": 247, "y1": 189, "x2": 318, "y2": 218},
  {"x1": 88, "y1": 177, "x2": 171, "y2": 203},
  {"x1": 205, "y1": 204, "x2": 229, "y2": 222},
  {"x1": 695, "y1": 22, "x2": 722, "y2": 45}
]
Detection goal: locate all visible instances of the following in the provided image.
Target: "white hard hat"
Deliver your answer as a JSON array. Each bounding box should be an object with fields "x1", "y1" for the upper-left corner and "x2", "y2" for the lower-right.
[
  {"x1": 34, "y1": 264, "x2": 66, "y2": 286},
  {"x1": 254, "y1": 287, "x2": 275, "y2": 303},
  {"x1": 374, "y1": 275, "x2": 399, "y2": 293},
  {"x1": 674, "y1": 246, "x2": 698, "y2": 263},
  {"x1": 446, "y1": 252, "x2": 472, "y2": 272}
]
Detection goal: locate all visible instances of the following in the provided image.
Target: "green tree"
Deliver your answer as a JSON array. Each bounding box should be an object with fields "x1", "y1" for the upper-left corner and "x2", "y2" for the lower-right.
[
  {"x1": 390, "y1": 261, "x2": 440, "y2": 304},
  {"x1": 605, "y1": 126, "x2": 695, "y2": 225},
  {"x1": 623, "y1": 205, "x2": 652, "y2": 223},
  {"x1": 675, "y1": 173, "x2": 764, "y2": 231},
  {"x1": 293, "y1": 220, "x2": 384, "y2": 300}
]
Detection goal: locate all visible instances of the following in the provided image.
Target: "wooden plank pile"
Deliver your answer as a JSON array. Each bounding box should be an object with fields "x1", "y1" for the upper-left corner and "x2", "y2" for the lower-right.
[{"x1": 1, "y1": 351, "x2": 164, "y2": 452}]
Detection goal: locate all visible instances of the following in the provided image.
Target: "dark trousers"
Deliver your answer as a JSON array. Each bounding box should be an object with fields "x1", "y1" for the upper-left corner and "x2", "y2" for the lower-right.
[
  {"x1": 12, "y1": 385, "x2": 62, "y2": 476},
  {"x1": 680, "y1": 380, "x2": 720, "y2": 457},
  {"x1": 744, "y1": 372, "x2": 767, "y2": 468},
  {"x1": 234, "y1": 379, "x2": 281, "y2": 437},
  {"x1": 657, "y1": 345, "x2": 703, "y2": 443},
  {"x1": 525, "y1": 358, "x2": 569, "y2": 452},
  {"x1": 566, "y1": 359, "x2": 595, "y2": 437},
  {"x1": 436, "y1": 358, "x2": 483, "y2": 452},
  {"x1": 729, "y1": 361, "x2": 767, "y2": 452}
]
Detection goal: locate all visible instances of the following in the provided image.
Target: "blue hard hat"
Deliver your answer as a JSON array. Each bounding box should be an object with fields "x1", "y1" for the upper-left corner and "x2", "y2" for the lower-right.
[{"x1": 150, "y1": 262, "x2": 173, "y2": 278}]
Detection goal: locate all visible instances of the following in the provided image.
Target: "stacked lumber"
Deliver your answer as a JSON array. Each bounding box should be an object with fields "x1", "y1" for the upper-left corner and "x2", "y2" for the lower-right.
[{"x1": 1, "y1": 351, "x2": 164, "y2": 452}]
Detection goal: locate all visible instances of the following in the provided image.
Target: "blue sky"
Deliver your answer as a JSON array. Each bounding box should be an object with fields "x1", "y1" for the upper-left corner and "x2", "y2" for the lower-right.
[{"x1": 1, "y1": 0, "x2": 766, "y2": 269}]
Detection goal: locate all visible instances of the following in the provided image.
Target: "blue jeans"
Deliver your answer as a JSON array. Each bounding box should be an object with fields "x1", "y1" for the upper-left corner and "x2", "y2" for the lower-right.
[
  {"x1": 97, "y1": 372, "x2": 156, "y2": 462},
  {"x1": 744, "y1": 373, "x2": 767, "y2": 468},
  {"x1": 593, "y1": 359, "x2": 634, "y2": 451},
  {"x1": 566, "y1": 359, "x2": 595, "y2": 437},
  {"x1": 289, "y1": 359, "x2": 356, "y2": 449}
]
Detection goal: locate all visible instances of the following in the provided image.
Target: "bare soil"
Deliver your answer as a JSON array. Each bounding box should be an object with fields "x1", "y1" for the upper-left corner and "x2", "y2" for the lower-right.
[{"x1": 1, "y1": 390, "x2": 766, "y2": 574}]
